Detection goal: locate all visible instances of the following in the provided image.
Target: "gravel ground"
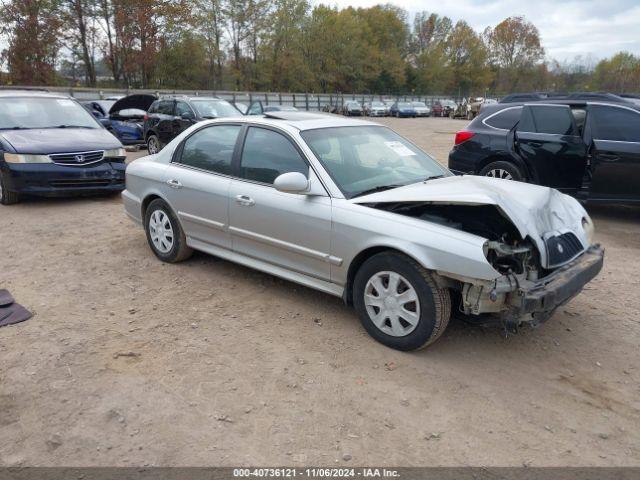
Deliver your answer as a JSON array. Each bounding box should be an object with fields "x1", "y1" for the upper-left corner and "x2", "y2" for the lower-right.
[{"x1": 1, "y1": 117, "x2": 639, "y2": 467}]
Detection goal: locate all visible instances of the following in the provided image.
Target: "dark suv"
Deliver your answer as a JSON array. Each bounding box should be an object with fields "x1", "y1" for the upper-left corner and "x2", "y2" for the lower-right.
[
  {"x1": 143, "y1": 96, "x2": 242, "y2": 154},
  {"x1": 448, "y1": 99, "x2": 640, "y2": 204}
]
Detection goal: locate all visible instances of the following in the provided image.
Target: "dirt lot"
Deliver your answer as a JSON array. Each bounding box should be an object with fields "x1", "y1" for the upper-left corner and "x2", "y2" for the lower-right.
[{"x1": 1, "y1": 117, "x2": 639, "y2": 467}]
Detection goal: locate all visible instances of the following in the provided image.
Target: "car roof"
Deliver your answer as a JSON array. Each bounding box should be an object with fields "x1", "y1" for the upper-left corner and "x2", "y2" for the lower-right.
[
  {"x1": 0, "y1": 89, "x2": 70, "y2": 99},
  {"x1": 479, "y1": 99, "x2": 640, "y2": 118},
  {"x1": 202, "y1": 111, "x2": 380, "y2": 131}
]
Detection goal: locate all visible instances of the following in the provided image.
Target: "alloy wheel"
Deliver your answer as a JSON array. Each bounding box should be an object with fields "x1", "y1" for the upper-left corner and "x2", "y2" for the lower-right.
[
  {"x1": 148, "y1": 209, "x2": 174, "y2": 253},
  {"x1": 364, "y1": 271, "x2": 420, "y2": 337},
  {"x1": 486, "y1": 169, "x2": 513, "y2": 180},
  {"x1": 147, "y1": 136, "x2": 159, "y2": 154}
]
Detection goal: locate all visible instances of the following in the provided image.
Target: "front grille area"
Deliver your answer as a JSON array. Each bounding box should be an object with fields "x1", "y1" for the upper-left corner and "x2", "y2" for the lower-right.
[
  {"x1": 546, "y1": 232, "x2": 584, "y2": 267},
  {"x1": 49, "y1": 150, "x2": 104, "y2": 166}
]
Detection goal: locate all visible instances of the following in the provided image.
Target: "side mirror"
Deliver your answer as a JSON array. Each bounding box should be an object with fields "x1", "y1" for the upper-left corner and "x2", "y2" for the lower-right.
[
  {"x1": 181, "y1": 111, "x2": 195, "y2": 120},
  {"x1": 274, "y1": 172, "x2": 309, "y2": 194}
]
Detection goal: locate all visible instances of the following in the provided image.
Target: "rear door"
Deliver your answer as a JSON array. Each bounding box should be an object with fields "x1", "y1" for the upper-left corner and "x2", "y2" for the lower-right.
[
  {"x1": 162, "y1": 123, "x2": 243, "y2": 251},
  {"x1": 515, "y1": 104, "x2": 587, "y2": 191},
  {"x1": 587, "y1": 104, "x2": 640, "y2": 201}
]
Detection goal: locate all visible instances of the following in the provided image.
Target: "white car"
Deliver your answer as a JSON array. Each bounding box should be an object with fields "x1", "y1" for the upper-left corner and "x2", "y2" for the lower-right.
[{"x1": 122, "y1": 112, "x2": 604, "y2": 351}]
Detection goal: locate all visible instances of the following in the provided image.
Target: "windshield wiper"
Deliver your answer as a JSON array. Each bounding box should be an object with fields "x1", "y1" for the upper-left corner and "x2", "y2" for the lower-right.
[
  {"x1": 49, "y1": 125, "x2": 94, "y2": 129},
  {"x1": 351, "y1": 184, "x2": 405, "y2": 198},
  {"x1": 424, "y1": 174, "x2": 447, "y2": 181}
]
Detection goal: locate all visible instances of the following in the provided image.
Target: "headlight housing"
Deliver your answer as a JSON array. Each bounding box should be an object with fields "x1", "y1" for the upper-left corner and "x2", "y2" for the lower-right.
[
  {"x1": 582, "y1": 216, "x2": 595, "y2": 244},
  {"x1": 104, "y1": 148, "x2": 126, "y2": 158},
  {"x1": 3, "y1": 153, "x2": 53, "y2": 163}
]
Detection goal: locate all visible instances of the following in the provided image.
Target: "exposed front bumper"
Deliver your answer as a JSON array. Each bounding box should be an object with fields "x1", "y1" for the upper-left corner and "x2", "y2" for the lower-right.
[
  {"x1": 458, "y1": 245, "x2": 604, "y2": 325},
  {"x1": 515, "y1": 245, "x2": 604, "y2": 321},
  {"x1": 1, "y1": 161, "x2": 126, "y2": 197}
]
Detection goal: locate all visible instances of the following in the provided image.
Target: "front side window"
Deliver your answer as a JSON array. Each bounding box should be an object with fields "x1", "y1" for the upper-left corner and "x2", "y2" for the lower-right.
[
  {"x1": 301, "y1": 126, "x2": 449, "y2": 198},
  {"x1": 484, "y1": 107, "x2": 522, "y2": 130},
  {"x1": 240, "y1": 127, "x2": 308, "y2": 184},
  {"x1": 591, "y1": 106, "x2": 640, "y2": 142},
  {"x1": 177, "y1": 125, "x2": 241, "y2": 175},
  {"x1": 0, "y1": 97, "x2": 100, "y2": 130},
  {"x1": 175, "y1": 101, "x2": 193, "y2": 116}
]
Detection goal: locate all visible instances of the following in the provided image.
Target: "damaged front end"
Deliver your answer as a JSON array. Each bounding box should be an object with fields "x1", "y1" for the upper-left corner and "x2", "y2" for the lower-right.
[{"x1": 367, "y1": 201, "x2": 604, "y2": 327}]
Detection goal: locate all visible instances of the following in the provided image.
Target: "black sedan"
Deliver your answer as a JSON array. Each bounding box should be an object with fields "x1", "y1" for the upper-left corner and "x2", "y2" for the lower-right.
[
  {"x1": 448, "y1": 99, "x2": 640, "y2": 204},
  {"x1": 0, "y1": 90, "x2": 126, "y2": 205}
]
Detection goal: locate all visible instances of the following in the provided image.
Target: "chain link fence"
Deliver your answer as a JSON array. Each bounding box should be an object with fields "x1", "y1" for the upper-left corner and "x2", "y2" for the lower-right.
[{"x1": 0, "y1": 86, "x2": 467, "y2": 110}]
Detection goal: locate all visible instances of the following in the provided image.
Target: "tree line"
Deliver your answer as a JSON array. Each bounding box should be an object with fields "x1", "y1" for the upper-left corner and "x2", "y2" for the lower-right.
[{"x1": 1, "y1": 0, "x2": 639, "y2": 96}]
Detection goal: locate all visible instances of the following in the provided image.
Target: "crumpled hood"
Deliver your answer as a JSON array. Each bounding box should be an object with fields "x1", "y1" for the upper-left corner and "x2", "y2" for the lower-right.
[
  {"x1": 1, "y1": 128, "x2": 122, "y2": 154},
  {"x1": 352, "y1": 175, "x2": 589, "y2": 265}
]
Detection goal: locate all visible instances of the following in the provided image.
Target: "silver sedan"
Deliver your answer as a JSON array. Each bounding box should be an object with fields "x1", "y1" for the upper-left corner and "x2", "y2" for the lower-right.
[{"x1": 123, "y1": 112, "x2": 604, "y2": 350}]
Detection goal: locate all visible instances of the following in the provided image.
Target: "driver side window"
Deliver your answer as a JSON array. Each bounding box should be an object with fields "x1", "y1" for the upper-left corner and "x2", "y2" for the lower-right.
[{"x1": 239, "y1": 127, "x2": 308, "y2": 184}]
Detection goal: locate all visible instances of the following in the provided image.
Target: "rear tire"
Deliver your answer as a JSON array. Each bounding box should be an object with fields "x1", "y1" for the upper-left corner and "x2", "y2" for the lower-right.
[
  {"x1": 147, "y1": 134, "x2": 161, "y2": 154},
  {"x1": 479, "y1": 161, "x2": 524, "y2": 182},
  {"x1": 0, "y1": 172, "x2": 19, "y2": 205},
  {"x1": 353, "y1": 252, "x2": 451, "y2": 351},
  {"x1": 144, "y1": 198, "x2": 193, "y2": 263}
]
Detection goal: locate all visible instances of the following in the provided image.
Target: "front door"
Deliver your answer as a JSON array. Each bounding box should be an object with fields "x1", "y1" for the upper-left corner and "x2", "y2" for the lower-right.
[
  {"x1": 162, "y1": 124, "x2": 243, "y2": 251},
  {"x1": 173, "y1": 101, "x2": 197, "y2": 136},
  {"x1": 588, "y1": 104, "x2": 640, "y2": 202},
  {"x1": 228, "y1": 126, "x2": 332, "y2": 281},
  {"x1": 515, "y1": 104, "x2": 587, "y2": 192}
]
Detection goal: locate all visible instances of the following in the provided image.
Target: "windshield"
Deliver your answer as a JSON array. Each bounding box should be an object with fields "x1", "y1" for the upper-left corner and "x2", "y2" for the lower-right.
[
  {"x1": 191, "y1": 100, "x2": 243, "y2": 119},
  {"x1": 397, "y1": 102, "x2": 412, "y2": 108},
  {"x1": 301, "y1": 126, "x2": 450, "y2": 199},
  {"x1": 412, "y1": 102, "x2": 426, "y2": 107},
  {"x1": 0, "y1": 97, "x2": 101, "y2": 129},
  {"x1": 371, "y1": 102, "x2": 385, "y2": 107}
]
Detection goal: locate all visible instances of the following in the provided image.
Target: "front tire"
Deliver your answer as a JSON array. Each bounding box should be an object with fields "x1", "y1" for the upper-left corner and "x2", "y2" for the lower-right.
[
  {"x1": 479, "y1": 161, "x2": 524, "y2": 182},
  {"x1": 144, "y1": 199, "x2": 193, "y2": 263},
  {"x1": 0, "y1": 171, "x2": 19, "y2": 205},
  {"x1": 353, "y1": 252, "x2": 451, "y2": 351}
]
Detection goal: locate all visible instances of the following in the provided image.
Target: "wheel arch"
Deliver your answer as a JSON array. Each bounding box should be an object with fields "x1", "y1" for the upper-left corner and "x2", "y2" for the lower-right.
[
  {"x1": 477, "y1": 154, "x2": 535, "y2": 182},
  {"x1": 343, "y1": 245, "x2": 439, "y2": 306}
]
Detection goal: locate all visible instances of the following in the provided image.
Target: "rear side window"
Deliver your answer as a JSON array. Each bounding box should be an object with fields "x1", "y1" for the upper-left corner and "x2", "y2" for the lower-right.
[
  {"x1": 240, "y1": 127, "x2": 308, "y2": 184},
  {"x1": 484, "y1": 107, "x2": 522, "y2": 129},
  {"x1": 591, "y1": 106, "x2": 640, "y2": 142},
  {"x1": 518, "y1": 105, "x2": 577, "y2": 135},
  {"x1": 177, "y1": 125, "x2": 241, "y2": 175}
]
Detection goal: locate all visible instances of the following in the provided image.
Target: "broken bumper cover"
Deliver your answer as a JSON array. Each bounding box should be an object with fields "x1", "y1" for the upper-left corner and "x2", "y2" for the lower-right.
[{"x1": 513, "y1": 245, "x2": 604, "y2": 321}]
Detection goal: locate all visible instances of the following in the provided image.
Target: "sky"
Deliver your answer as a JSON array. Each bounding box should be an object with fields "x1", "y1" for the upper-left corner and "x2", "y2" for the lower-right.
[{"x1": 316, "y1": 0, "x2": 640, "y2": 63}]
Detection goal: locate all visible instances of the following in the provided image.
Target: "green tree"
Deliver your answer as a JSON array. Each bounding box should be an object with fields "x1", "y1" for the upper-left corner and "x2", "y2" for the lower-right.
[
  {"x1": 445, "y1": 20, "x2": 492, "y2": 96},
  {"x1": 0, "y1": 0, "x2": 64, "y2": 85}
]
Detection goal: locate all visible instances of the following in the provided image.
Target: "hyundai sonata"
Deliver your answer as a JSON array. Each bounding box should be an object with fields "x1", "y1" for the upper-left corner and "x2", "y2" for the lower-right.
[{"x1": 122, "y1": 112, "x2": 604, "y2": 351}]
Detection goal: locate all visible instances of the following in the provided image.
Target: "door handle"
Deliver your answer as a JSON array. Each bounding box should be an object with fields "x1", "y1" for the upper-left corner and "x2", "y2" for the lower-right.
[
  {"x1": 529, "y1": 141, "x2": 544, "y2": 148},
  {"x1": 599, "y1": 153, "x2": 620, "y2": 162},
  {"x1": 166, "y1": 179, "x2": 182, "y2": 189},
  {"x1": 235, "y1": 194, "x2": 255, "y2": 206}
]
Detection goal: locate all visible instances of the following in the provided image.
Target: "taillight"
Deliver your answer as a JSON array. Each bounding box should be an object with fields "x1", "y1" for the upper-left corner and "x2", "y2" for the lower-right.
[
  {"x1": 454, "y1": 131, "x2": 475, "y2": 146},
  {"x1": 143, "y1": 114, "x2": 148, "y2": 121}
]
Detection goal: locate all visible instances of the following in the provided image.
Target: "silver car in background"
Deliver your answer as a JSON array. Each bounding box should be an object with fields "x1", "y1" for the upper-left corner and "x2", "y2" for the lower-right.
[{"x1": 123, "y1": 112, "x2": 604, "y2": 351}]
